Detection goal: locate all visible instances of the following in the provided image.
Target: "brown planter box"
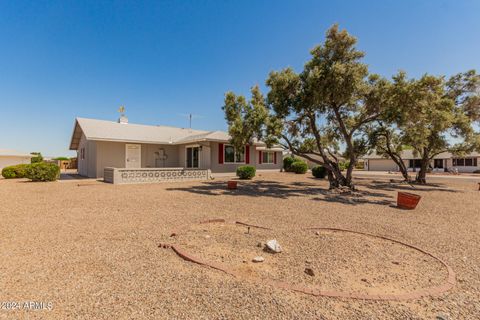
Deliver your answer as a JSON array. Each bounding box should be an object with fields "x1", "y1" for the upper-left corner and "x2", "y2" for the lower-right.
[
  {"x1": 227, "y1": 180, "x2": 237, "y2": 190},
  {"x1": 397, "y1": 192, "x2": 421, "y2": 210}
]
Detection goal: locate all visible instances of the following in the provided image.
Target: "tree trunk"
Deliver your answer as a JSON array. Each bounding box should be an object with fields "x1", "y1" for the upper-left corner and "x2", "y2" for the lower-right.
[
  {"x1": 326, "y1": 161, "x2": 354, "y2": 190},
  {"x1": 415, "y1": 155, "x2": 430, "y2": 184},
  {"x1": 399, "y1": 163, "x2": 411, "y2": 182},
  {"x1": 389, "y1": 154, "x2": 411, "y2": 182}
]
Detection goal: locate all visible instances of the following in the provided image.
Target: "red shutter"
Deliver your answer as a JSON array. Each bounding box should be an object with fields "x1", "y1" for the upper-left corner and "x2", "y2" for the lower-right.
[
  {"x1": 259, "y1": 151, "x2": 262, "y2": 164},
  {"x1": 218, "y1": 143, "x2": 224, "y2": 164},
  {"x1": 274, "y1": 152, "x2": 277, "y2": 164},
  {"x1": 245, "y1": 145, "x2": 250, "y2": 164}
]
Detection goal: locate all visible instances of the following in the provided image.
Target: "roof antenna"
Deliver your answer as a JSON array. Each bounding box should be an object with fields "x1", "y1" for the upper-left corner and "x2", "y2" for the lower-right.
[{"x1": 178, "y1": 113, "x2": 205, "y2": 130}]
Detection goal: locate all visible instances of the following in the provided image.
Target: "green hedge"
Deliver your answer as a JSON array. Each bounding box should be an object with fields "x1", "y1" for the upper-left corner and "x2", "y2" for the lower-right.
[
  {"x1": 283, "y1": 156, "x2": 296, "y2": 172},
  {"x1": 25, "y1": 163, "x2": 60, "y2": 182},
  {"x1": 290, "y1": 160, "x2": 308, "y2": 174},
  {"x1": 236, "y1": 165, "x2": 256, "y2": 180},
  {"x1": 312, "y1": 165, "x2": 327, "y2": 178},
  {"x1": 1, "y1": 164, "x2": 30, "y2": 179},
  {"x1": 1, "y1": 166, "x2": 16, "y2": 179}
]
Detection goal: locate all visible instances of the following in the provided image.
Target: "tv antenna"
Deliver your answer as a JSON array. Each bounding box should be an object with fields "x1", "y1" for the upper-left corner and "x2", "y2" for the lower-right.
[{"x1": 178, "y1": 113, "x2": 204, "y2": 129}]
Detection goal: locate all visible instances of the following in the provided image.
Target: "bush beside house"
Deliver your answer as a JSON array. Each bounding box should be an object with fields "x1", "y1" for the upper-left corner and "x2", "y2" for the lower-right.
[
  {"x1": 312, "y1": 166, "x2": 327, "y2": 178},
  {"x1": 1, "y1": 163, "x2": 60, "y2": 181},
  {"x1": 25, "y1": 163, "x2": 60, "y2": 181},
  {"x1": 236, "y1": 165, "x2": 256, "y2": 180},
  {"x1": 290, "y1": 161, "x2": 308, "y2": 174},
  {"x1": 283, "y1": 156, "x2": 296, "y2": 172},
  {"x1": 1, "y1": 166, "x2": 17, "y2": 179},
  {"x1": 1, "y1": 164, "x2": 30, "y2": 179}
]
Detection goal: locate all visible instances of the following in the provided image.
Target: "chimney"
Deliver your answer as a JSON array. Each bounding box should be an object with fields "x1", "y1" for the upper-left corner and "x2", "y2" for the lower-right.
[{"x1": 118, "y1": 115, "x2": 128, "y2": 124}]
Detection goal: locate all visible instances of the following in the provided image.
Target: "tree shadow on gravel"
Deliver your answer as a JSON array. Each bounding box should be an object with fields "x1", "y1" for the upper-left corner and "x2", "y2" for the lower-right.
[
  {"x1": 166, "y1": 180, "x2": 395, "y2": 206},
  {"x1": 353, "y1": 177, "x2": 459, "y2": 193}
]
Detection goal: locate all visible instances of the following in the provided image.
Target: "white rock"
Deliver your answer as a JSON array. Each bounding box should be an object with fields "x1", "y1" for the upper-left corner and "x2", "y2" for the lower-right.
[
  {"x1": 252, "y1": 256, "x2": 265, "y2": 263},
  {"x1": 266, "y1": 239, "x2": 282, "y2": 253}
]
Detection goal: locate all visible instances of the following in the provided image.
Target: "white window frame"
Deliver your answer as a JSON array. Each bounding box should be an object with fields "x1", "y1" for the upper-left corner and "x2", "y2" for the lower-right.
[
  {"x1": 223, "y1": 144, "x2": 245, "y2": 164},
  {"x1": 262, "y1": 151, "x2": 275, "y2": 164},
  {"x1": 185, "y1": 144, "x2": 201, "y2": 168}
]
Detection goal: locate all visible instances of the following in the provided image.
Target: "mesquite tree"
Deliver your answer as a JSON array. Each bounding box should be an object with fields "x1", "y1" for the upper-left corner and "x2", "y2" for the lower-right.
[
  {"x1": 223, "y1": 25, "x2": 387, "y2": 189},
  {"x1": 389, "y1": 71, "x2": 479, "y2": 184}
]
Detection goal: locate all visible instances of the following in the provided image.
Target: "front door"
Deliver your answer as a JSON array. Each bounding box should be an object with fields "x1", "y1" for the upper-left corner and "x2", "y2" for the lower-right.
[
  {"x1": 186, "y1": 147, "x2": 199, "y2": 168},
  {"x1": 126, "y1": 144, "x2": 141, "y2": 168}
]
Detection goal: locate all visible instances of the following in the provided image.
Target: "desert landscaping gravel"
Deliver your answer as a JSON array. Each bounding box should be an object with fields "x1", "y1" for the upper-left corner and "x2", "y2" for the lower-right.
[{"x1": 1, "y1": 172, "x2": 479, "y2": 319}]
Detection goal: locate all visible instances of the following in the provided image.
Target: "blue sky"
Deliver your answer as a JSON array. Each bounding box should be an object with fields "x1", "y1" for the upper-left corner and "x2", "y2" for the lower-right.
[{"x1": 0, "y1": 0, "x2": 479, "y2": 156}]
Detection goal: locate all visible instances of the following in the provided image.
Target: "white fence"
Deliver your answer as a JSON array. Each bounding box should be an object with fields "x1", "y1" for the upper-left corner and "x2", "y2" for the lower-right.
[{"x1": 104, "y1": 167, "x2": 211, "y2": 184}]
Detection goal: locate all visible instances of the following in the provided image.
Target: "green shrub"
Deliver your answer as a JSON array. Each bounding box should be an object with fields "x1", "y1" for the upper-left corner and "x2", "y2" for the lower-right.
[
  {"x1": 338, "y1": 161, "x2": 350, "y2": 171},
  {"x1": 312, "y1": 166, "x2": 327, "y2": 178},
  {"x1": 290, "y1": 160, "x2": 308, "y2": 174},
  {"x1": 1, "y1": 166, "x2": 17, "y2": 179},
  {"x1": 355, "y1": 162, "x2": 365, "y2": 170},
  {"x1": 13, "y1": 164, "x2": 29, "y2": 178},
  {"x1": 30, "y1": 152, "x2": 43, "y2": 164},
  {"x1": 283, "y1": 156, "x2": 296, "y2": 172},
  {"x1": 1, "y1": 164, "x2": 30, "y2": 179},
  {"x1": 25, "y1": 162, "x2": 60, "y2": 182},
  {"x1": 236, "y1": 165, "x2": 256, "y2": 180}
]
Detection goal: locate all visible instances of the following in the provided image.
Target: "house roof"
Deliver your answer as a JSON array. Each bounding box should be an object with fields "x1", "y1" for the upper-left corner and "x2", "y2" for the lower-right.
[
  {"x1": 0, "y1": 149, "x2": 32, "y2": 157},
  {"x1": 363, "y1": 150, "x2": 480, "y2": 160},
  {"x1": 69, "y1": 117, "x2": 284, "y2": 150}
]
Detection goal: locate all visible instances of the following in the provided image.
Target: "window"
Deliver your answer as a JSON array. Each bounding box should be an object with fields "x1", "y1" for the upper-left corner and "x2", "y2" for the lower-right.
[
  {"x1": 224, "y1": 145, "x2": 245, "y2": 163},
  {"x1": 433, "y1": 159, "x2": 444, "y2": 168},
  {"x1": 453, "y1": 157, "x2": 477, "y2": 167},
  {"x1": 262, "y1": 151, "x2": 275, "y2": 164},
  {"x1": 80, "y1": 148, "x2": 85, "y2": 160},
  {"x1": 408, "y1": 159, "x2": 422, "y2": 168}
]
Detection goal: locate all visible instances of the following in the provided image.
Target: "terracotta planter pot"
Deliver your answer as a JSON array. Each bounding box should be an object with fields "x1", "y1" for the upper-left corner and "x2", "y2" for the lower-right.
[
  {"x1": 227, "y1": 180, "x2": 237, "y2": 190},
  {"x1": 397, "y1": 192, "x2": 421, "y2": 210}
]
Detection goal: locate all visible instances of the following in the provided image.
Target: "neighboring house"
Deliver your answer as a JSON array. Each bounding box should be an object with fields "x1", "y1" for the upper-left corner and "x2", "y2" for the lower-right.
[
  {"x1": 363, "y1": 150, "x2": 480, "y2": 173},
  {"x1": 294, "y1": 152, "x2": 346, "y2": 169},
  {"x1": 69, "y1": 117, "x2": 283, "y2": 178},
  {"x1": 0, "y1": 149, "x2": 32, "y2": 170}
]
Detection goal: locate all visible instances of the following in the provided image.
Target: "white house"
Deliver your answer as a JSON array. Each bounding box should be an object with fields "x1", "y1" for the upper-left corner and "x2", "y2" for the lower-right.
[
  {"x1": 363, "y1": 150, "x2": 480, "y2": 173},
  {"x1": 69, "y1": 117, "x2": 284, "y2": 179},
  {"x1": 0, "y1": 149, "x2": 33, "y2": 170}
]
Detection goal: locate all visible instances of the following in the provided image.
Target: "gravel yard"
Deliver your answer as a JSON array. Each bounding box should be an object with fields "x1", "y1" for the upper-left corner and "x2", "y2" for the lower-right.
[{"x1": 1, "y1": 172, "x2": 479, "y2": 319}]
